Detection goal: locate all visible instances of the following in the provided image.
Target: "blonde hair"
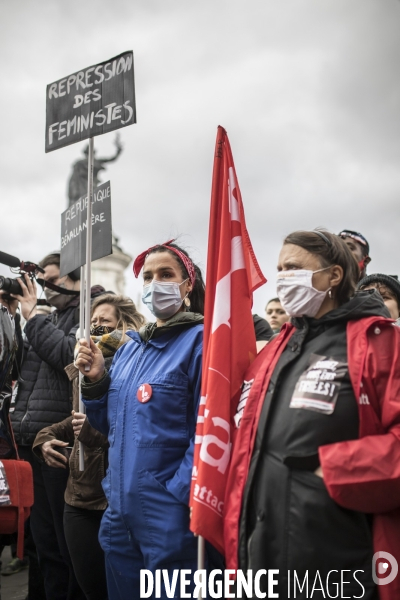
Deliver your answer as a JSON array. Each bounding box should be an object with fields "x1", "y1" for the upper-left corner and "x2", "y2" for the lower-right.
[{"x1": 91, "y1": 294, "x2": 145, "y2": 336}]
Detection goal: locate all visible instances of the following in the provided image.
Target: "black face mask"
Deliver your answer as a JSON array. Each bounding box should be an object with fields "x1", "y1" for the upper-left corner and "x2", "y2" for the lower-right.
[{"x1": 90, "y1": 325, "x2": 114, "y2": 336}]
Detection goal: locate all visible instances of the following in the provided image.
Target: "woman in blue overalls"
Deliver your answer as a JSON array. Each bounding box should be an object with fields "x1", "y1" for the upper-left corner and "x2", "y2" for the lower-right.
[{"x1": 76, "y1": 241, "x2": 205, "y2": 599}]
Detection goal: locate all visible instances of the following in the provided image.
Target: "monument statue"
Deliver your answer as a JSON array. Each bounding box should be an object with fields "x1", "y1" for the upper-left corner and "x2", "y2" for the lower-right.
[
  {"x1": 66, "y1": 133, "x2": 132, "y2": 295},
  {"x1": 67, "y1": 133, "x2": 123, "y2": 206}
]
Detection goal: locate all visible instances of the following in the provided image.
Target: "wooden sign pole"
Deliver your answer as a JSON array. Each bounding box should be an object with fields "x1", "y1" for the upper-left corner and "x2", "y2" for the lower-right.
[
  {"x1": 79, "y1": 138, "x2": 94, "y2": 471},
  {"x1": 84, "y1": 137, "x2": 94, "y2": 351}
]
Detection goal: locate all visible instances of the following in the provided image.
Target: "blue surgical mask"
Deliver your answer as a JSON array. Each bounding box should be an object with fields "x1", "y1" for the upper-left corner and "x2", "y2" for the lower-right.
[{"x1": 141, "y1": 279, "x2": 188, "y2": 320}]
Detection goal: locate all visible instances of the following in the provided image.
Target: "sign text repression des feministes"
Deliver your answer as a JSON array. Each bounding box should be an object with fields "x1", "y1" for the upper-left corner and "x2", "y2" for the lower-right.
[
  {"x1": 46, "y1": 51, "x2": 136, "y2": 152},
  {"x1": 60, "y1": 181, "x2": 112, "y2": 277}
]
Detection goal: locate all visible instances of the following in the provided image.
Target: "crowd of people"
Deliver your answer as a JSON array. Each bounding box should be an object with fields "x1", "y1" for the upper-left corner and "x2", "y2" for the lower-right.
[{"x1": 0, "y1": 227, "x2": 398, "y2": 600}]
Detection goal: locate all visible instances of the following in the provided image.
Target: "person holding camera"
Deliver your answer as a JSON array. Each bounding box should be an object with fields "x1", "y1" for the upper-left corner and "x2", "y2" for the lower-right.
[{"x1": 1, "y1": 251, "x2": 105, "y2": 600}]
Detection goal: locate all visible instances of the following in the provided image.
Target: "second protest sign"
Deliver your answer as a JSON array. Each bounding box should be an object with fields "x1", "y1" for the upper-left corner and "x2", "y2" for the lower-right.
[{"x1": 60, "y1": 181, "x2": 112, "y2": 277}]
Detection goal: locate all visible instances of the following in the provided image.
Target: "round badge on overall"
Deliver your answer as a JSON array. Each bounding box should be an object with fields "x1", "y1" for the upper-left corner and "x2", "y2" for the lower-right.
[{"x1": 137, "y1": 384, "x2": 152, "y2": 403}]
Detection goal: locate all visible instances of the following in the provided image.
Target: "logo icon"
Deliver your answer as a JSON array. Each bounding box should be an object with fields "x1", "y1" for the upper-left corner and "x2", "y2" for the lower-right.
[
  {"x1": 372, "y1": 551, "x2": 398, "y2": 586},
  {"x1": 137, "y1": 384, "x2": 152, "y2": 403}
]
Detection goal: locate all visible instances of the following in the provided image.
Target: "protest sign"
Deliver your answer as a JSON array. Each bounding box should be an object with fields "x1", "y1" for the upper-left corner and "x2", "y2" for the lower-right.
[
  {"x1": 60, "y1": 181, "x2": 112, "y2": 277},
  {"x1": 46, "y1": 51, "x2": 136, "y2": 152}
]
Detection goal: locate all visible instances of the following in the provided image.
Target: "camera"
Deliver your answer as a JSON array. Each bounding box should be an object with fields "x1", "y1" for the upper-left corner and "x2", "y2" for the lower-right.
[
  {"x1": 0, "y1": 251, "x2": 44, "y2": 299},
  {"x1": 0, "y1": 276, "x2": 28, "y2": 297}
]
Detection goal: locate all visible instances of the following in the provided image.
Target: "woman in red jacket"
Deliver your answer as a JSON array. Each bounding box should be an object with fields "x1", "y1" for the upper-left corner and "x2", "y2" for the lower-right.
[{"x1": 224, "y1": 230, "x2": 400, "y2": 600}]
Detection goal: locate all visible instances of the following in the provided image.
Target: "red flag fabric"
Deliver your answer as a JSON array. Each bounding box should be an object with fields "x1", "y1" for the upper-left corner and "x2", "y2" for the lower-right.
[{"x1": 190, "y1": 126, "x2": 266, "y2": 554}]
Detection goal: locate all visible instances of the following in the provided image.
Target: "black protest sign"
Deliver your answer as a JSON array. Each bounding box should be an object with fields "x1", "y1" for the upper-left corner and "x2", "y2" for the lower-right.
[
  {"x1": 289, "y1": 354, "x2": 348, "y2": 415},
  {"x1": 60, "y1": 181, "x2": 112, "y2": 277},
  {"x1": 46, "y1": 51, "x2": 136, "y2": 153}
]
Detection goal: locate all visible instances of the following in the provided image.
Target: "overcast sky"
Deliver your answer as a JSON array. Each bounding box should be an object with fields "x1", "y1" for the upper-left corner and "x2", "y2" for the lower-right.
[{"x1": 1, "y1": 0, "x2": 400, "y2": 316}]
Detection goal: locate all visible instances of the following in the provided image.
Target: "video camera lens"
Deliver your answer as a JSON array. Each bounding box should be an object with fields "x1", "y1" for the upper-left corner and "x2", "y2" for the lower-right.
[{"x1": 0, "y1": 276, "x2": 23, "y2": 296}]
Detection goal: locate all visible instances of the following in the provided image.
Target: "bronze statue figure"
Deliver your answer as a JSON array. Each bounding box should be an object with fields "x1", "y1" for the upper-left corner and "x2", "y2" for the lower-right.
[{"x1": 67, "y1": 134, "x2": 123, "y2": 206}]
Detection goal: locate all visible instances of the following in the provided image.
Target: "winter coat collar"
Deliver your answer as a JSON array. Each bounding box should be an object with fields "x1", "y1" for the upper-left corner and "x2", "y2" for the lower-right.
[{"x1": 137, "y1": 312, "x2": 204, "y2": 343}]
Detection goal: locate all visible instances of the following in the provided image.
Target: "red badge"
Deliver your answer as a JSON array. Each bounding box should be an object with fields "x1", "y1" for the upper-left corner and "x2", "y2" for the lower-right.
[{"x1": 137, "y1": 384, "x2": 152, "y2": 403}]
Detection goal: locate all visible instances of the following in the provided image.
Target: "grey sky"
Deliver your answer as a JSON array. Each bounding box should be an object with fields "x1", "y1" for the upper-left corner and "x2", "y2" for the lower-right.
[{"x1": 1, "y1": 0, "x2": 400, "y2": 315}]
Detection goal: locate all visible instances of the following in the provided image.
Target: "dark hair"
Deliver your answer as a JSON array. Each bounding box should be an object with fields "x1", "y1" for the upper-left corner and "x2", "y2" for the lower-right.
[
  {"x1": 39, "y1": 252, "x2": 80, "y2": 281},
  {"x1": 283, "y1": 230, "x2": 359, "y2": 305},
  {"x1": 39, "y1": 253, "x2": 60, "y2": 270},
  {"x1": 358, "y1": 274, "x2": 400, "y2": 309},
  {"x1": 147, "y1": 243, "x2": 205, "y2": 315},
  {"x1": 265, "y1": 297, "x2": 280, "y2": 310},
  {"x1": 90, "y1": 293, "x2": 146, "y2": 335},
  {"x1": 338, "y1": 230, "x2": 370, "y2": 257}
]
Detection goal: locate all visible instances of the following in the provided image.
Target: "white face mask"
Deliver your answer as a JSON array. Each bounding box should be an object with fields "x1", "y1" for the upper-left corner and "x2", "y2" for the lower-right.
[
  {"x1": 142, "y1": 279, "x2": 188, "y2": 320},
  {"x1": 276, "y1": 267, "x2": 332, "y2": 318}
]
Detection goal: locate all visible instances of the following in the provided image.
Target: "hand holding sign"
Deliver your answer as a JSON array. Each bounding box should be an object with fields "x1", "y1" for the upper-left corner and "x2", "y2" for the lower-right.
[
  {"x1": 71, "y1": 411, "x2": 86, "y2": 437},
  {"x1": 75, "y1": 338, "x2": 105, "y2": 383}
]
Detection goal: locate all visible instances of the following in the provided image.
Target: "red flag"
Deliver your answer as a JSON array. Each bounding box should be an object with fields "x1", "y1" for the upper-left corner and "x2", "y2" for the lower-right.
[{"x1": 190, "y1": 126, "x2": 266, "y2": 553}]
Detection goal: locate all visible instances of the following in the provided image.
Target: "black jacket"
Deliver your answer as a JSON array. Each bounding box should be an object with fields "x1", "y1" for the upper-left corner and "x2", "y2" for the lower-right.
[
  {"x1": 240, "y1": 291, "x2": 389, "y2": 598},
  {"x1": 252, "y1": 314, "x2": 273, "y2": 342},
  {"x1": 11, "y1": 287, "x2": 105, "y2": 446}
]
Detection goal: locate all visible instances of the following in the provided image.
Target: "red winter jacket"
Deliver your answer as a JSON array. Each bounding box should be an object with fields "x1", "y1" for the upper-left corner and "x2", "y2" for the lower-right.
[{"x1": 224, "y1": 316, "x2": 400, "y2": 600}]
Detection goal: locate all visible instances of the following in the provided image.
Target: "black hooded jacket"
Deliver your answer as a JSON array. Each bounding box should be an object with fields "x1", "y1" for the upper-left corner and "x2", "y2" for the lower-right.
[
  {"x1": 11, "y1": 286, "x2": 105, "y2": 446},
  {"x1": 240, "y1": 291, "x2": 389, "y2": 599}
]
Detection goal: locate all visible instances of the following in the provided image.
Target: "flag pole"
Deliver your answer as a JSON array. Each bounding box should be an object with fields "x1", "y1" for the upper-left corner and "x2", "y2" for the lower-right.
[
  {"x1": 197, "y1": 535, "x2": 206, "y2": 598},
  {"x1": 78, "y1": 263, "x2": 86, "y2": 472}
]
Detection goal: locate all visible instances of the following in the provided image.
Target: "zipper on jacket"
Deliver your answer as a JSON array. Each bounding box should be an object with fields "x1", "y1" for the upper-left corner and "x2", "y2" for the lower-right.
[
  {"x1": 120, "y1": 342, "x2": 149, "y2": 537},
  {"x1": 247, "y1": 530, "x2": 256, "y2": 570},
  {"x1": 20, "y1": 401, "x2": 31, "y2": 446},
  {"x1": 130, "y1": 342, "x2": 149, "y2": 384}
]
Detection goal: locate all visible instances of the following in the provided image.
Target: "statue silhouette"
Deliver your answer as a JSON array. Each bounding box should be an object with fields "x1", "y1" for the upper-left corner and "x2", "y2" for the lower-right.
[{"x1": 67, "y1": 133, "x2": 123, "y2": 207}]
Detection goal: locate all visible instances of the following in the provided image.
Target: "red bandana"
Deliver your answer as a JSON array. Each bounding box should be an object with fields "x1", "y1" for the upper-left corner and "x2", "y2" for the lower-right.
[{"x1": 133, "y1": 240, "x2": 196, "y2": 287}]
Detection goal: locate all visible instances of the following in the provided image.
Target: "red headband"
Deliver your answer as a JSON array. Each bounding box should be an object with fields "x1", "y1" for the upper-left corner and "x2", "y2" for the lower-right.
[{"x1": 133, "y1": 239, "x2": 196, "y2": 287}]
